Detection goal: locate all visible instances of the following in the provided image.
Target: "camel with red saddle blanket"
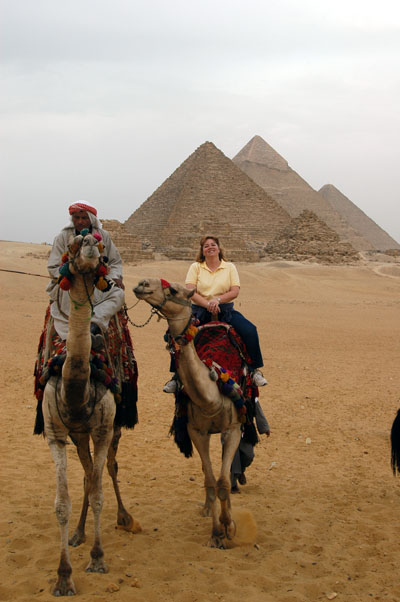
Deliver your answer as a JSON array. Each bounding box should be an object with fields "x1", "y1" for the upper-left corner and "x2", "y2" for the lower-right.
[
  {"x1": 42, "y1": 233, "x2": 140, "y2": 596},
  {"x1": 134, "y1": 277, "x2": 248, "y2": 549}
]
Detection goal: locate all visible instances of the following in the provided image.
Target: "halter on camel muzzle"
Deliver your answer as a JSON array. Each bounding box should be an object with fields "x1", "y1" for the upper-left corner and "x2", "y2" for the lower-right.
[{"x1": 68, "y1": 232, "x2": 102, "y2": 274}]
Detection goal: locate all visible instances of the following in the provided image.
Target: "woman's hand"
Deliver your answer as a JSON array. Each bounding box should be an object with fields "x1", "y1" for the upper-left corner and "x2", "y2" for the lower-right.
[{"x1": 207, "y1": 298, "x2": 221, "y2": 316}]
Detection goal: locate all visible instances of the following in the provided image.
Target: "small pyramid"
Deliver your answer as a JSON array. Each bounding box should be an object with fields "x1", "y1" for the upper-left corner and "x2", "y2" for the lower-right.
[
  {"x1": 233, "y1": 135, "x2": 375, "y2": 251},
  {"x1": 101, "y1": 219, "x2": 154, "y2": 262},
  {"x1": 319, "y1": 184, "x2": 399, "y2": 251},
  {"x1": 264, "y1": 210, "x2": 359, "y2": 264},
  {"x1": 124, "y1": 142, "x2": 292, "y2": 261}
]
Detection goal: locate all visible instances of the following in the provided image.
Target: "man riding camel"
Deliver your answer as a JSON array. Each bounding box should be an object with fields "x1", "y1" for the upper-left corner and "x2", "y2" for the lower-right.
[
  {"x1": 34, "y1": 200, "x2": 138, "y2": 433},
  {"x1": 46, "y1": 201, "x2": 125, "y2": 348}
]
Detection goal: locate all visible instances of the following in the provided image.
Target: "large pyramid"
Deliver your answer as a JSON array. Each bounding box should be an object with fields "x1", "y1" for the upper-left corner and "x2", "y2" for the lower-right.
[
  {"x1": 124, "y1": 142, "x2": 292, "y2": 261},
  {"x1": 319, "y1": 184, "x2": 399, "y2": 251},
  {"x1": 232, "y1": 135, "x2": 376, "y2": 251}
]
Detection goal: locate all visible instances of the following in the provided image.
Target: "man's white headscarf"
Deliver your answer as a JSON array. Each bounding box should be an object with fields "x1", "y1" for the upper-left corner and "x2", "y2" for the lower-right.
[{"x1": 64, "y1": 201, "x2": 102, "y2": 230}]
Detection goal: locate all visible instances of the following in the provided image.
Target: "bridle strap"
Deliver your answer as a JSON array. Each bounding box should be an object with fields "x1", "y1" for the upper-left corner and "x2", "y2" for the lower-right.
[
  {"x1": 149, "y1": 283, "x2": 192, "y2": 312},
  {"x1": 56, "y1": 234, "x2": 100, "y2": 317},
  {"x1": 172, "y1": 313, "x2": 195, "y2": 345},
  {"x1": 69, "y1": 241, "x2": 101, "y2": 276},
  {"x1": 149, "y1": 281, "x2": 195, "y2": 345}
]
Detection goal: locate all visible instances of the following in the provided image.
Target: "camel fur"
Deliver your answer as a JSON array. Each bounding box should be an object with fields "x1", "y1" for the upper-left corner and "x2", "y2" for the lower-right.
[
  {"x1": 134, "y1": 278, "x2": 241, "y2": 549},
  {"x1": 43, "y1": 233, "x2": 140, "y2": 597}
]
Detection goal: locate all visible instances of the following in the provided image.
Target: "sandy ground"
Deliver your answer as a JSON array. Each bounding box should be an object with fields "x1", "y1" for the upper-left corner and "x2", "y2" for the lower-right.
[{"x1": 1, "y1": 240, "x2": 400, "y2": 602}]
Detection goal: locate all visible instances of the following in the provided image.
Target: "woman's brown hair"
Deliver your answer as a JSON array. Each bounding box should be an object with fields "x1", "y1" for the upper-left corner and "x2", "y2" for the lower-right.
[{"x1": 196, "y1": 235, "x2": 226, "y2": 262}]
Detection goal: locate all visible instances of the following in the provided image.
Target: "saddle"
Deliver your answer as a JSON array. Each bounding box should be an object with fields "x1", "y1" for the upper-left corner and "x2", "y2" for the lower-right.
[
  {"x1": 33, "y1": 305, "x2": 138, "y2": 434},
  {"x1": 170, "y1": 321, "x2": 259, "y2": 457}
]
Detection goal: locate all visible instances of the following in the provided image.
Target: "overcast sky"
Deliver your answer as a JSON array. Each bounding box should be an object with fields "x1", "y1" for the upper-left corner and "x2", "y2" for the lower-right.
[{"x1": 1, "y1": 0, "x2": 399, "y2": 245}]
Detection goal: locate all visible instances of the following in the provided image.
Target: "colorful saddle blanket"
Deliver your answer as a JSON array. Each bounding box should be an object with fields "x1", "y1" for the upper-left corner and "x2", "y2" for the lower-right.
[
  {"x1": 33, "y1": 305, "x2": 138, "y2": 434},
  {"x1": 194, "y1": 322, "x2": 252, "y2": 391},
  {"x1": 170, "y1": 321, "x2": 259, "y2": 457}
]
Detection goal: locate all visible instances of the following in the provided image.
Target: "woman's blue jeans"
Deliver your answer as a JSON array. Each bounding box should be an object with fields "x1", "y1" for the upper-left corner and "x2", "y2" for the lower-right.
[{"x1": 224, "y1": 308, "x2": 264, "y2": 369}]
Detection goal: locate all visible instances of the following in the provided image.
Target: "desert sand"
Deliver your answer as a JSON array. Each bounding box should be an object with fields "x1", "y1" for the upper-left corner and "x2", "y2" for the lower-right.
[{"x1": 1, "y1": 240, "x2": 400, "y2": 602}]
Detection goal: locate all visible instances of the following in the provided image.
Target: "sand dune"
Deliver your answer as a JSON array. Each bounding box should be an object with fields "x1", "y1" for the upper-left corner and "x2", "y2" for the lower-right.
[{"x1": 1, "y1": 241, "x2": 400, "y2": 601}]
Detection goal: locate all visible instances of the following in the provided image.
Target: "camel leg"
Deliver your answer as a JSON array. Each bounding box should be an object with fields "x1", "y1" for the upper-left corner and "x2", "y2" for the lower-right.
[
  {"x1": 68, "y1": 433, "x2": 92, "y2": 547},
  {"x1": 217, "y1": 427, "x2": 241, "y2": 541},
  {"x1": 107, "y1": 427, "x2": 141, "y2": 533},
  {"x1": 188, "y1": 426, "x2": 226, "y2": 548},
  {"x1": 48, "y1": 439, "x2": 76, "y2": 596},
  {"x1": 85, "y1": 428, "x2": 114, "y2": 574}
]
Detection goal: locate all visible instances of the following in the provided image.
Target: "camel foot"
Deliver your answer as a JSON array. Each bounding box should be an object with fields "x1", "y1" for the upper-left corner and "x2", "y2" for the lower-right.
[
  {"x1": 208, "y1": 534, "x2": 227, "y2": 549},
  {"x1": 52, "y1": 576, "x2": 76, "y2": 596},
  {"x1": 68, "y1": 530, "x2": 86, "y2": 547},
  {"x1": 116, "y1": 515, "x2": 142, "y2": 534},
  {"x1": 85, "y1": 558, "x2": 108, "y2": 574},
  {"x1": 225, "y1": 519, "x2": 236, "y2": 541}
]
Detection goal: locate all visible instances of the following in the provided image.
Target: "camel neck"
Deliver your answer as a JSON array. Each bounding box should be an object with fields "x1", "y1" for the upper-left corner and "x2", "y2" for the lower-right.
[
  {"x1": 177, "y1": 343, "x2": 223, "y2": 414},
  {"x1": 167, "y1": 309, "x2": 192, "y2": 339},
  {"x1": 62, "y1": 274, "x2": 93, "y2": 405}
]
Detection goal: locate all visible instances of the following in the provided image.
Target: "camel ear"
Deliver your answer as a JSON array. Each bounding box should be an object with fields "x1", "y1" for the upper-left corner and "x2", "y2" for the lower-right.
[
  {"x1": 186, "y1": 287, "x2": 195, "y2": 299},
  {"x1": 68, "y1": 235, "x2": 82, "y2": 254},
  {"x1": 169, "y1": 285, "x2": 178, "y2": 296}
]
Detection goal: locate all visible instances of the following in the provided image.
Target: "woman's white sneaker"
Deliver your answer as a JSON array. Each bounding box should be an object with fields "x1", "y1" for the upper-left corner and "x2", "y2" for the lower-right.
[
  {"x1": 163, "y1": 379, "x2": 177, "y2": 393},
  {"x1": 252, "y1": 370, "x2": 268, "y2": 387}
]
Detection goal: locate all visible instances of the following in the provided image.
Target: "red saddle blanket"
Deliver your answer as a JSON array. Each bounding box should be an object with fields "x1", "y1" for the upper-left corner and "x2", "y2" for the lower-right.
[
  {"x1": 194, "y1": 321, "x2": 253, "y2": 396},
  {"x1": 170, "y1": 322, "x2": 259, "y2": 458},
  {"x1": 33, "y1": 305, "x2": 138, "y2": 434}
]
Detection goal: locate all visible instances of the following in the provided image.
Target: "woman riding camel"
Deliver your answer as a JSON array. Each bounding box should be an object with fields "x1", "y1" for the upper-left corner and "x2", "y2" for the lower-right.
[{"x1": 163, "y1": 235, "x2": 268, "y2": 392}]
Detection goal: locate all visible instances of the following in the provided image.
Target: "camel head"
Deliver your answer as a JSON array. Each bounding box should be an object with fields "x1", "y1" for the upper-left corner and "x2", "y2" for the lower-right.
[
  {"x1": 133, "y1": 278, "x2": 195, "y2": 319},
  {"x1": 58, "y1": 232, "x2": 110, "y2": 292},
  {"x1": 67, "y1": 233, "x2": 102, "y2": 275}
]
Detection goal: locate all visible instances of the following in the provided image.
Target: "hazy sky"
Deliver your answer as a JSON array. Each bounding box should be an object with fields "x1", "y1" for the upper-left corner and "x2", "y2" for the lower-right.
[{"x1": 1, "y1": 0, "x2": 399, "y2": 245}]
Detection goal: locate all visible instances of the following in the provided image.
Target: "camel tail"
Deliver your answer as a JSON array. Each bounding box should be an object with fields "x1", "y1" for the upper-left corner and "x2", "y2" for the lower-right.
[
  {"x1": 390, "y1": 410, "x2": 400, "y2": 475},
  {"x1": 33, "y1": 398, "x2": 45, "y2": 435}
]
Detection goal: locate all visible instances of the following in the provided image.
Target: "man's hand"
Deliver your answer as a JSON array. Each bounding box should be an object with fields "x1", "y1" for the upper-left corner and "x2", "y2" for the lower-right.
[{"x1": 113, "y1": 278, "x2": 125, "y2": 290}]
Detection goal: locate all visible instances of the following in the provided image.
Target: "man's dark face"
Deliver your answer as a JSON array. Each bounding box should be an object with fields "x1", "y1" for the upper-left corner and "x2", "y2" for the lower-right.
[{"x1": 71, "y1": 210, "x2": 91, "y2": 232}]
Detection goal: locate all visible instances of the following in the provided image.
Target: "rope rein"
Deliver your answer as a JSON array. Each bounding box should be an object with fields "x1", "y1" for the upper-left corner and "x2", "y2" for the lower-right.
[
  {"x1": 125, "y1": 304, "x2": 165, "y2": 328},
  {"x1": 0, "y1": 268, "x2": 48, "y2": 278}
]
